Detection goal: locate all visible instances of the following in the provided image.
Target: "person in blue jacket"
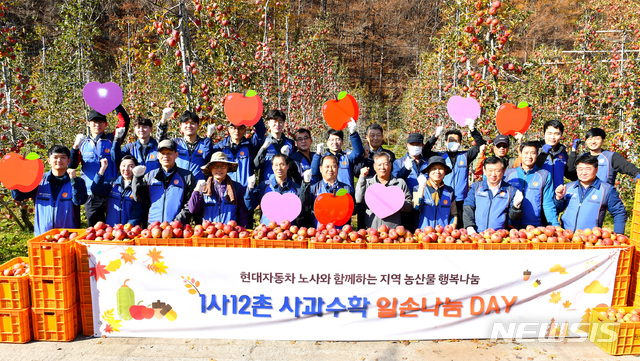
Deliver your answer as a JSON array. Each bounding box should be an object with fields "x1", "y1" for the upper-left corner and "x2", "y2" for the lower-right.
[
  {"x1": 554, "y1": 154, "x2": 627, "y2": 234},
  {"x1": 70, "y1": 105, "x2": 130, "y2": 225},
  {"x1": 13, "y1": 145, "x2": 88, "y2": 235},
  {"x1": 188, "y1": 152, "x2": 249, "y2": 227},
  {"x1": 415, "y1": 156, "x2": 457, "y2": 229},
  {"x1": 504, "y1": 141, "x2": 560, "y2": 228},
  {"x1": 393, "y1": 133, "x2": 429, "y2": 231},
  {"x1": 211, "y1": 120, "x2": 266, "y2": 187},
  {"x1": 245, "y1": 154, "x2": 305, "y2": 225},
  {"x1": 91, "y1": 156, "x2": 145, "y2": 227},
  {"x1": 113, "y1": 116, "x2": 159, "y2": 174},
  {"x1": 535, "y1": 119, "x2": 568, "y2": 191},
  {"x1": 253, "y1": 109, "x2": 297, "y2": 182},
  {"x1": 132, "y1": 139, "x2": 196, "y2": 224},
  {"x1": 566, "y1": 127, "x2": 640, "y2": 185},
  {"x1": 310, "y1": 120, "x2": 363, "y2": 190},
  {"x1": 290, "y1": 128, "x2": 316, "y2": 182},
  {"x1": 157, "y1": 108, "x2": 214, "y2": 182},
  {"x1": 463, "y1": 157, "x2": 523, "y2": 234}
]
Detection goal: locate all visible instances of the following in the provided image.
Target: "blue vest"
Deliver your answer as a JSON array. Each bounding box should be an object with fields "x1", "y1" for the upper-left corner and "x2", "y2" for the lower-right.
[
  {"x1": 417, "y1": 184, "x2": 454, "y2": 228},
  {"x1": 175, "y1": 138, "x2": 209, "y2": 182},
  {"x1": 105, "y1": 178, "x2": 140, "y2": 226},
  {"x1": 34, "y1": 175, "x2": 78, "y2": 235},
  {"x1": 593, "y1": 150, "x2": 616, "y2": 185},
  {"x1": 441, "y1": 151, "x2": 469, "y2": 200},
  {"x1": 261, "y1": 138, "x2": 296, "y2": 182},
  {"x1": 542, "y1": 148, "x2": 567, "y2": 190},
  {"x1": 471, "y1": 182, "x2": 516, "y2": 232},
  {"x1": 219, "y1": 142, "x2": 253, "y2": 187},
  {"x1": 202, "y1": 182, "x2": 243, "y2": 223},
  {"x1": 126, "y1": 140, "x2": 159, "y2": 173},
  {"x1": 560, "y1": 179, "x2": 614, "y2": 232},
  {"x1": 504, "y1": 167, "x2": 549, "y2": 227},
  {"x1": 148, "y1": 171, "x2": 186, "y2": 223},
  {"x1": 80, "y1": 136, "x2": 116, "y2": 193}
]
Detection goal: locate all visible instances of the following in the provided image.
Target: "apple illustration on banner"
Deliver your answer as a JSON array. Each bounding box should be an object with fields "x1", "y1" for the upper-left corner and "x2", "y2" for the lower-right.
[
  {"x1": 446, "y1": 95, "x2": 481, "y2": 127},
  {"x1": 496, "y1": 101, "x2": 532, "y2": 136},
  {"x1": 364, "y1": 184, "x2": 405, "y2": 219},
  {"x1": 260, "y1": 192, "x2": 302, "y2": 223},
  {"x1": 83, "y1": 82, "x2": 123, "y2": 115},
  {"x1": 322, "y1": 91, "x2": 359, "y2": 130},
  {"x1": 224, "y1": 90, "x2": 263, "y2": 127},
  {"x1": 0, "y1": 152, "x2": 44, "y2": 192},
  {"x1": 314, "y1": 189, "x2": 354, "y2": 226}
]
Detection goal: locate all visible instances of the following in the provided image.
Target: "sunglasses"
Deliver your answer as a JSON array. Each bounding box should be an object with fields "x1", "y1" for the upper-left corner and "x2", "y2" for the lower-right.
[{"x1": 495, "y1": 144, "x2": 509, "y2": 149}]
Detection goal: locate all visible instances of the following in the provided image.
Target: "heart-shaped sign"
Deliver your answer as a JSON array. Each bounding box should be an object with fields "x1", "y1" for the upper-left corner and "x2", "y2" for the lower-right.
[
  {"x1": 260, "y1": 192, "x2": 302, "y2": 223},
  {"x1": 83, "y1": 82, "x2": 123, "y2": 115},
  {"x1": 495, "y1": 102, "x2": 532, "y2": 136},
  {"x1": 364, "y1": 183, "x2": 405, "y2": 219},
  {"x1": 446, "y1": 95, "x2": 480, "y2": 127},
  {"x1": 224, "y1": 90, "x2": 263, "y2": 127},
  {"x1": 314, "y1": 189, "x2": 354, "y2": 226},
  {"x1": 322, "y1": 91, "x2": 359, "y2": 130}
]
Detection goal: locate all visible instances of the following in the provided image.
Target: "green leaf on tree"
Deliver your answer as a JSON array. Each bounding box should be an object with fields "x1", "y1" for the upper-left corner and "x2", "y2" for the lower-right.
[
  {"x1": 337, "y1": 91, "x2": 347, "y2": 100},
  {"x1": 25, "y1": 153, "x2": 40, "y2": 160},
  {"x1": 336, "y1": 188, "x2": 348, "y2": 196},
  {"x1": 517, "y1": 101, "x2": 529, "y2": 108},
  {"x1": 245, "y1": 90, "x2": 257, "y2": 97}
]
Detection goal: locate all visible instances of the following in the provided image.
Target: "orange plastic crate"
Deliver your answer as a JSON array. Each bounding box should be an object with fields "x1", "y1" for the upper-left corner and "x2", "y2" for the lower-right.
[
  {"x1": 0, "y1": 257, "x2": 30, "y2": 309},
  {"x1": 77, "y1": 272, "x2": 92, "y2": 305},
  {"x1": 612, "y1": 275, "x2": 631, "y2": 306},
  {"x1": 28, "y1": 229, "x2": 78, "y2": 277},
  {"x1": 477, "y1": 242, "x2": 530, "y2": 250},
  {"x1": 193, "y1": 237, "x2": 251, "y2": 248},
  {"x1": 30, "y1": 273, "x2": 77, "y2": 309},
  {"x1": 251, "y1": 238, "x2": 308, "y2": 249},
  {"x1": 421, "y1": 242, "x2": 477, "y2": 250},
  {"x1": 631, "y1": 209, "x2": 640, "y2": 243},
  {"x1": 366, "y1": 242, "x2": 421, "y2": 250},
  {"x1": 75, "y1": 239, "x2": 135, "y2": 274},
  {"x1": 530, "y1": 242, "x2": 583, "y2": 250},
  {"x1": 32, "y1": 304, "x2": 78, "y2": 341},
  {"x1": 589, "y1": 245, "x2": 634, "y2": 278},
  {"x1": 589, "y1": 306, "x2": 640, "y2": 355},
  {"x1": 0, "y1": 308, "x2": 31, "y2": 343},
  {"x1": 308, "y1": 241, "x2": 367, "y2": 249},
  {"x1": 135, "y1": 237, "x2": 193, "y2": 247},
  {"x1": 79, "y1": 303, "x2": 94, "y2": 336}
]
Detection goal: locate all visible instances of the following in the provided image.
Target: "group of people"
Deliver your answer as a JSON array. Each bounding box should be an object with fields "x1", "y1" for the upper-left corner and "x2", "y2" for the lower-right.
[{"x1": 13, "y1": 103, "x2": 639, "y2": 237}]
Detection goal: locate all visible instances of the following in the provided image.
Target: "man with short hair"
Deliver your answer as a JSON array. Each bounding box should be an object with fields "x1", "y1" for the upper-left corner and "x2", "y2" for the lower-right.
[
  {"x1": 364, "y1": 123, "x2": 396, "y2": 164},
  {"x1": 13, "y1": 145, "x2": 88, "y2": 235},
  {"x1": 567, "y1": 127, "x2": 640, "y2": 185},
  {"x1": 393, "y1": 133, "x2": 429, "y2": 231},
  {"x1": 535, "y1": 119, "x2": 568, "y2": 190},
  {"x1": 132, "y1": 139, "x2": 196, "y2": 224},
  {"x1": 254, "y1": 109, "x2": 297, "y2": 182},
  {"x1": 290, "y1": 128, "x2": 316, "y2": 182},
  {"x1": 212, "y1": 120, "x2": 266, "y2": 187},
  {"x1": 504, "y1": 141, "x2": 559, "y2": 228},
  {"x1": 355, "y1": 152, "x2": 413, "y2": 229},
  {"x1": 463, "y1": 156, "x2": 523, "y2": 234},
  {"x1": 70, "y1": 105, "x2": 130, "y2": 225},
  {"x1": 555, "y1": 154, "x2": 627, "y2": 234},
  {"x1": 415, "y1": 156, "x2": 457, "y2": 229},
  {"x1": 114, "y1": 116, "x2": 159, "y2": 174},
  {"x1": 311, "y1": 122, "x2": 363, "y2": 189}
]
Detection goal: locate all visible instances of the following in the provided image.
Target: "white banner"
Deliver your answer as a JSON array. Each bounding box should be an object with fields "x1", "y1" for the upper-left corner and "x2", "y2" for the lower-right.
[{"x1": 86, "y1": 245, "x2": 620, "y2": 340}]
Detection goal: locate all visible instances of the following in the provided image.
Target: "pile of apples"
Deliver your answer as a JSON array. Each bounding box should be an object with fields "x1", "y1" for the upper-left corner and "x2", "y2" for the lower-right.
[
  {"x1": 41, "y1": 229, "x2": 80, "y2": 243},
  {"x1": 2, "y1": 260, "x2": 29, "y2": 276},
  {"x1": 193, "y1": 220, "x2": 250, "y2": 239},
  {"x1": 600, "y1": 307, "x2": 640, "y2": 323},
  {"x1": 364, "y1": 224, "x2": 416, "y2": 244},
  {"x1": 310, "y1": 223, "x2": 367, "y2": 244},
  {"x1": 415, "y1": 225, "x2": 472, "y2": 244},
  {"x1": 139, "y1": 221, "x2": 193, "y2": 239},
  {"x1": 253, "y1": 220, "x2": 309, "y2": 241},
  {"x1": 574, "y1": 227, "x2": 629, "y2": 247},
  {"x1": 83, "y1": 222, "x2": 143, "y2": 241}
]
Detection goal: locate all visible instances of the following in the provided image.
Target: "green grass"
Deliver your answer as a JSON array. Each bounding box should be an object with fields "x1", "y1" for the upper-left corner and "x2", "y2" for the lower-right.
[{"x1": 0, "y1": 227, "x2": 32, "y2": 264}]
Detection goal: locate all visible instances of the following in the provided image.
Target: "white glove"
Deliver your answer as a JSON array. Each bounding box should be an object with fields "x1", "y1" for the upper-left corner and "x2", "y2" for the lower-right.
[
  {"x1": 207, "y1": 124, "x2": 216, "y2": 137},
  {"x1": 466, "y1": 118, "x2": 475, "y2": 131},
  {"x1": 195, "y1": 179, "x2": 206, "y2": 193},
  {"x1": 435, "y1": 126, "x2": 444, "y2": 138},
  {"x1": 316, "y1": 143, "x2": 324, "y2": 154},
  {"x1": 114, "y1": 127, "x2": 125, "y2": 140},
  {"x1": 417, "y1": 174, "x2": 427, "y2": 188},
  {"x1": 404, "y1": 157, "x2": 413, "y2": 170},
  {"x1": 303, "y1": 169, "x2": 312, "y2": 183},
  {"x1": 247, "y1": 175, "x2": 256, "y2": 190},
  {"x1": 513, "y1": 190, "x2": 524, "y2": 208},
  {"x1": 466, "y1": 227, "x2": 477, "y2": 235},
  {"x1": 261, "y1": 137, "x2": 274, "y2": 150},
  {"x1": 73, "y1": 134, "x2": 86, "y2": 149},
  {"x1": 161, "y1": 107, "x2": 174, "y2": 124},
  {"x1": 347, "y1": 119, "x2": 357, "y2": 134},
  {"x1": 280, "y1": 145, "x2": 290, "y2": 156},
  {"x1": 132, "y1": 165, "x2": 146, "y2": 177}
]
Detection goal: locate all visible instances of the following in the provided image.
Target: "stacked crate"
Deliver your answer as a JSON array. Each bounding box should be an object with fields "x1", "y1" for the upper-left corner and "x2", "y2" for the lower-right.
[
  {"x1": 0, "y1": 257, "x2": 32, "y2": 343},
  {"x1": 28, "y1": 229, "x2": 78, "y2": 341},
  {"x1": 628, "y1": 182, "x2": 640, "y2": 306}
]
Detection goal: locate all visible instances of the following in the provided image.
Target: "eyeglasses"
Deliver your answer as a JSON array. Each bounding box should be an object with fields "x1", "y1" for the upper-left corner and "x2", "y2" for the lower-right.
[
  {"x1": 296, "y1": 136, "x2": 311, "y2": 142},
  {"x1": 495, "y1": 144, "x2": 508, "y2": 149},
  {"x1": 576, "y1": 166, "x2": 595, "y2": 172}
]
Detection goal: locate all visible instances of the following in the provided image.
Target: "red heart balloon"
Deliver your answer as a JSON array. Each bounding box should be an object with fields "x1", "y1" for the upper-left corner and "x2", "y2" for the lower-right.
[
  {"x1": 314, "y1": 190, "x2": 354, "y2": 226},
  {"x1": 224, "y1": 91, "x2": 263, "y2": 127},
  {"x1": 496, "y1": 103, "x2": 532, "y2": 136},
  {"x1": 322, "y1": 92, "x2": 359, "y2": 130}
]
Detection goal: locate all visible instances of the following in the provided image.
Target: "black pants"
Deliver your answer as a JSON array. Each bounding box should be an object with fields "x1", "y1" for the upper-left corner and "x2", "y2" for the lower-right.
[
  {"x1": 401, "y1": 208, "x2": 419, "y2": 233},
  {"x1": 85, "y1": 194, "x2": 107, "y2": 226},
  {"x1": 455, "y1": 200, "x2": 464, "y2": 229}
]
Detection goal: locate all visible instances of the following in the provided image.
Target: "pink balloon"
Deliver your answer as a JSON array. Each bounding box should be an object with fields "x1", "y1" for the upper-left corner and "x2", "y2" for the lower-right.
[
  {"x1": 83, "y1": 82, "x2": 123, "y2": 115},
  {"x1": 446, "y1": 96, "x2": 480, "y2": 127},
  {"x1": 364, "y1": 184, "x2": 405, "y2": 219},
  {"x1": 260, "y1": 192, "x2": 302, "y2": 223}
]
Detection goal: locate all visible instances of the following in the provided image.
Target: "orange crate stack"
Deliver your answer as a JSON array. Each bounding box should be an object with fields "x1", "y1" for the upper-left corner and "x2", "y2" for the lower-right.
[
  {"x1": 135, "y1": 237, "x2": 193, "y2": 247},
  {"x1": 30, "y1": 273, "x2": 77, "y2": 309},
  {"x1": 612, "y1": 275, "x2": 632, "y2": 306},
  {"x1": 309, "y1": 241, "x2": 367, "y2": 249},
  {"x1": 631, "y1": 209, "x2": 640, "y2": 244},
  {"x1": 0, "y1": 308, "x2": 31, "y2": 343},
  {"x1": 31, "y1": 304, "x2": 78, "y2": 341},
  {"x1": 366, "y1": 242, "x2": 421, "y2": 250},
  {"x1": 28, "y1": 229, "x2": 77, "y2": 277},
  {"x1": 530, "y1": 242, "x2": 583, "y2": 250},
  {"x1": 251, "y1": 238, "x2": 308, "y2": 249},
  {"x1": 193, "y1": 237, "x2": 251, "y2": 248},
  {"x1": 477, "y1": 242, "x2": 530, "y2": 250},
  {"x1": 421, "y1": 242, "x2": 477, "y2": 250},
  {"x1": 589, "y1": 306, "x2": 640, "y2": 355},
  {"x1": 0, "y1": 257, "x2": 30, "y2": 309},
  {"x1": 78, "y1": 303, "x2": 94, "y2": 336}
]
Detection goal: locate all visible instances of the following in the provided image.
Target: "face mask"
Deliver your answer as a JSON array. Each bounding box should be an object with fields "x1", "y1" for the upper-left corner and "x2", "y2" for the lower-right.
[
  {"x1": 447, "y1": 142, "x2": 460, "y2": 152},
  {"x1": 407, "y1": 145, "x2": 423, "y2": 157}
]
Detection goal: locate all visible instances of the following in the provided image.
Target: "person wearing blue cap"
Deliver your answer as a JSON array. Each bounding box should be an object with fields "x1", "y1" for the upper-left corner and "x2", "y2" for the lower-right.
[{"x1": 415, "y1": 156, "x2": 457, "y2": 229}]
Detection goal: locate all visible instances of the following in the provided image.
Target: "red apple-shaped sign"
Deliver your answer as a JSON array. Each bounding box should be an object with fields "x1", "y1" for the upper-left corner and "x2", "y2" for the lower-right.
[
  {"x1": 313, "y1": 189, "x2": 354, "y2": 226},
  {"x1": 0, "y1": 152, "x2": 44, "y2": 192},
  {"x1": 496, "y1": 101, "x2": 532, "y2": 136},
  {"x1": 223, "y1": 90, "x2": 263, "y2": 127},
  {"x1": 322, "y1": 91, "x2": 359, "y2": 130}
]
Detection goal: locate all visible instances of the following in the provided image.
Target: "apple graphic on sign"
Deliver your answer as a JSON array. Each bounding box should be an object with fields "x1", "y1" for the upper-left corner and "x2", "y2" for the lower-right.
[
  {"x1": 322, "y1": 91, "x2": 359, "y2": 130},
  {"x1": 314, "y1": 189, "x2": 354, "y2": 226},
  {"x1": 0, "y1": 152, "x2": 44, "y2": 192},
  {"x1": 223, "y1": 90, "x2": 263, "y2": 127},
  {"x1": 496, "y1": 101, "x2": 532, "y2": 136}
]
